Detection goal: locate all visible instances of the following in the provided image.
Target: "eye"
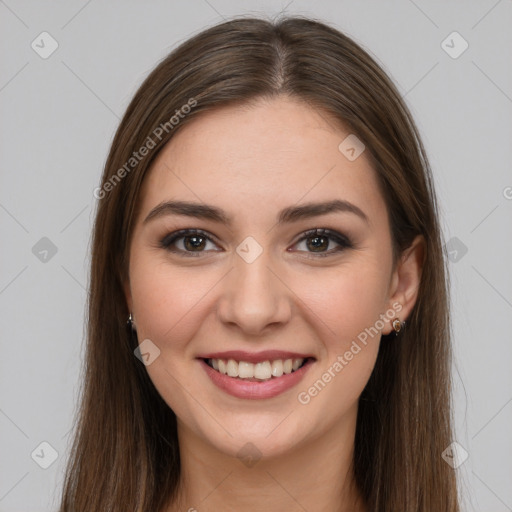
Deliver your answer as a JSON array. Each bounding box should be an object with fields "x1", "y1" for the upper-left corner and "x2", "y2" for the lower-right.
[
  {"x1": 159, "y1": 228, "x2": 353, "y2": 258},
  {"x1": 160, "y1": 229, "x2": 221, "y2": 257},
  {"x1": 291, "y1": 228, "x2": 353, "y2": 258}
]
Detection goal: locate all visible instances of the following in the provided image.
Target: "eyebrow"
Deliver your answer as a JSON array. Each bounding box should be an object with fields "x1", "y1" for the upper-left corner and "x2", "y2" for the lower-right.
[{"x1": 143, "y1": 199, "x2": 369, "y2": 226}]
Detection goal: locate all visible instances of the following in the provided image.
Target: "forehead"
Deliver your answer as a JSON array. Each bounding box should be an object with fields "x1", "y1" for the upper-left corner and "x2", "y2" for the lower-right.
[{"x1": 138, "y1": 96, "x2": 387, "y2": 229}]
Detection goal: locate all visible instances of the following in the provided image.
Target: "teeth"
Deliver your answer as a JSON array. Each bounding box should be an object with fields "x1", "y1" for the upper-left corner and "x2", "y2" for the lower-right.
[
  {"x1": 226, "y1": 359, "x2": 239, "y2": 377},
  {"x1": 238, "y1": 361, "x2": 253, "y2": 378},
  {"x1": 292, "y1": 358, "x2": 302, "y2": 371},
  {"x1": 254, "y1": 361, "x2": 272, "y2": 379},
  {"x1": 271, "y1": 360, "x2": 283, "y2": 377},
  {"x1": 208, "y1": 357, "x2": 306, "y2": 380}
]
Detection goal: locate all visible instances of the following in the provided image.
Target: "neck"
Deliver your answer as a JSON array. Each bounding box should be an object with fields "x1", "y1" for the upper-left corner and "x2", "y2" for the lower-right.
[{"x1": 165, "y1": 409, "x2": 367, "y2": 512}]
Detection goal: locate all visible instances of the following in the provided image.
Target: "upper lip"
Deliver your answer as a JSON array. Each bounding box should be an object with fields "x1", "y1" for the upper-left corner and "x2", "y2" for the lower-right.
[{"x1": 197, "y1": 350, "x2": 315, "y2": 364}]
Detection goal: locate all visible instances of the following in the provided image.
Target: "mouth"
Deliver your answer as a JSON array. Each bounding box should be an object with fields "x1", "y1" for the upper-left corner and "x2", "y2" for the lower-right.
[
  {"x1": 203, "y1": 356, "x2": 313, "y2": 382},
  {"x1": 196, "y1": 351, "x2": 316, "y2": 400}
]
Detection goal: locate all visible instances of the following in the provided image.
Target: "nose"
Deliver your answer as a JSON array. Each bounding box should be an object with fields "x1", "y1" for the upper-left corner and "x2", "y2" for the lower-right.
[{"x1": 216, "y1": 247, "x2": 292, "y2": 336}]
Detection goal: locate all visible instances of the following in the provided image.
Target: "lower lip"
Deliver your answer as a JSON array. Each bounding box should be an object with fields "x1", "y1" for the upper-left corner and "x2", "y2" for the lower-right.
[{"x1": 198, "y1": 358, "x2": 315, "y2": 400}]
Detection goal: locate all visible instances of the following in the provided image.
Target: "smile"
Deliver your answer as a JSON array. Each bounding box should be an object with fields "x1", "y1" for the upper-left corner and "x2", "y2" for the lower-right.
[
  {"x1": 197, "y1": 351, "x2": 316, "y2": 400},
  {"x1": 205, "y1": 357, "x2": 308, "y2": 381}
]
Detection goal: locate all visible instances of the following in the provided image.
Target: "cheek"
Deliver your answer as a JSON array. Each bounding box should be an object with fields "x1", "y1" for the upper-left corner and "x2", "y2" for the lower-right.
[
  {"x1": 294, "y1": 268, "x2": 386, "y2": 416},
  {"x1": 299, "y1": 262, "x2": 390, "y2": 347},
  {"x1": 129, "y1": 253, "x2": 217, "y2": 349}
]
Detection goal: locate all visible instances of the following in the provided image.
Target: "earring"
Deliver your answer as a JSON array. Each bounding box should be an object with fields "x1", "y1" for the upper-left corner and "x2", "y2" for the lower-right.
[
  {"x1": 127, "y1": 312, "x2": 135, "y2": 330},
  {"x1": 392, "y1": 317, "x2": 405, "y2": 335}
]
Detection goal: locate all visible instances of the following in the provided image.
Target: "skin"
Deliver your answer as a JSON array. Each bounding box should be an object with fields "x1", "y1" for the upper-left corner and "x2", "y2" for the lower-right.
[{"x1": 124, "y1": 95, "x2": 425, "y2": 512}]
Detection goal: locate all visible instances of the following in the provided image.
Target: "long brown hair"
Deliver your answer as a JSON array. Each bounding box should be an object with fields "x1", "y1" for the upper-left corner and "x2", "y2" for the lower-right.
[{"x1": 59, "y1": 15, "x2": 459, "y2": 511}]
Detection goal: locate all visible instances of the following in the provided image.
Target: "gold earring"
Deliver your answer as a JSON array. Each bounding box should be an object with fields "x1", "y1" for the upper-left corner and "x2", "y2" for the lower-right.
[
  {"x1": 127, "y1": 312, "x2": 135, "y2": 330},
  {"x1": 392, "y1": 318, "x2": 404, "y2": 335}
]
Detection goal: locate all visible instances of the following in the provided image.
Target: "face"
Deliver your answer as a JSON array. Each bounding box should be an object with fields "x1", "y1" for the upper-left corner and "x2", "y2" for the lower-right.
[{"x1": 125, "y1": 95, "x2": 406, "y2": 459}]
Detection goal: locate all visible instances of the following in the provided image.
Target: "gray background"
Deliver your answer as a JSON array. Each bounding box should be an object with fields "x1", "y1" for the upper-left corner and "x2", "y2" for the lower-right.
[{"x1": 1, "y1": 0, "x2": 511, "y2": 510}]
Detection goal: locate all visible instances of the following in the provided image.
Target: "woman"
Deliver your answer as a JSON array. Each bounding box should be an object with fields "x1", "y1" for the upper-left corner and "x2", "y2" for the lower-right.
[{"x1": 59, "y1": 15, "x2": 460, "y2": 511}]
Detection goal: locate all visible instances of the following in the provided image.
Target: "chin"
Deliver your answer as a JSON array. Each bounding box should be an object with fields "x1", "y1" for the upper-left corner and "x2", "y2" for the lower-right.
[{"x1": 193, "y1": 411, "x2": 310, "y2": 461}]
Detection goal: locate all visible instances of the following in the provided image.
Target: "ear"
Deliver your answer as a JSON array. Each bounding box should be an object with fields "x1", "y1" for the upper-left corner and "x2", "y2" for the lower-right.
[{"x1": 382, "y1": 234, "x2": 426, "y2": 335}]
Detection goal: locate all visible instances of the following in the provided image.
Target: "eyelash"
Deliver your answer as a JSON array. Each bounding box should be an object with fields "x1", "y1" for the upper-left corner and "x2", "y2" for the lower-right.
[{"x1": 159, "y1": 228, "x2": 353, "y2": 258}]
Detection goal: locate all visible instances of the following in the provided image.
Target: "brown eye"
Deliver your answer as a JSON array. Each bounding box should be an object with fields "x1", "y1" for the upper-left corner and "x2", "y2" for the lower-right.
[
  {"x1": 292, "y1": 228, "x2": 353, "y2": 257},
  {"x1": 160, "y1": 229, "x2": 220, "y2": 256},
  {"x1": 183, "y1": 235, "x2": 207, "y2": 251},
  {"x1": 306, "y1": 234, "x2": 330, "y2": 252}
]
